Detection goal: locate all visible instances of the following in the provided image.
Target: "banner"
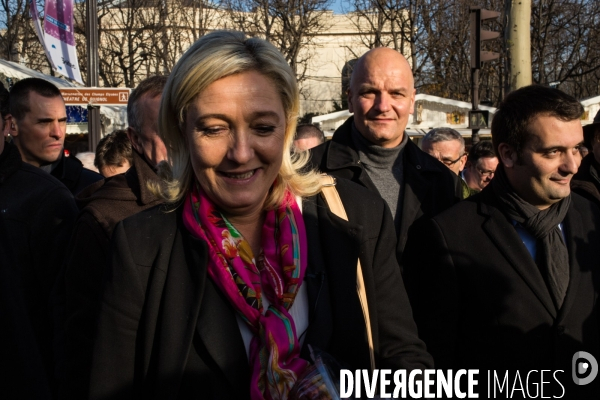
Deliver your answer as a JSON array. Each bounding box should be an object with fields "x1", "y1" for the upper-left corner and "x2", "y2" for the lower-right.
[
  {"x1": 42, "y1": 0, "x2": 83, "y2": 84},
  {"x1": 29, "y1": 0, "x2": 56, "y2": 71}
]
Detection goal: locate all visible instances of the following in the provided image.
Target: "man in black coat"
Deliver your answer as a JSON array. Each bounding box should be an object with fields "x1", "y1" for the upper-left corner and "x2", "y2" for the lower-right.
[
  {"x1": 571, "y1": 110, "x2": 600, "y2": 205},
  {"x1": 404, "y1": 85, "x2": 600, "y2": 398},
  {"x1": 8, "y1": 77, "x2": 102, "y2": 195},
  {"x1": 58, "y1": 76, "x2": 167, "y2": 399},
  {"x1": 0, "y1": 218, "x2": 53, "y2": 400},
  {"x1": 0, "y1": 82, "x2": 78, "y2": 392},
  {"x1": 309, "y1": 47, "x2": 460, "y2": 264}
]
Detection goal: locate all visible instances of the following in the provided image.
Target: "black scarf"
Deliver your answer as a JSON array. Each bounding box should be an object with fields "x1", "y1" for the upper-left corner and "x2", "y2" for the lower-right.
[{"x1": 492, "y1": 167, "x2": 571, "y2": 309}]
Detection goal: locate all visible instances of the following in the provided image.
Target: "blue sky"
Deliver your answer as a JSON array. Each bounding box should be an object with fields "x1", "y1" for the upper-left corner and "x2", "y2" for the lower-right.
[{"x1": 330, "y1": 0, "x2": 345, "y2": 14}]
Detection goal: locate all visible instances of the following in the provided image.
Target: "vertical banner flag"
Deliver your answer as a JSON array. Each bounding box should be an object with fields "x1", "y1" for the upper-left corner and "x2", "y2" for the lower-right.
[
  {"x1": 42, "y1": 0, "x2": 83, "y2": 84},
  {"x1": 29, "y1": 0, "x2": 56, "y2": 71}
]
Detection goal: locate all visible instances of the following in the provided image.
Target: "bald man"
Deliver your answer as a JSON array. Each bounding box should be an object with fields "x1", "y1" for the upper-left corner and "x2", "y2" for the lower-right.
[{"x1": 310, "y1": 48, "x2": 460, "y2": 266}]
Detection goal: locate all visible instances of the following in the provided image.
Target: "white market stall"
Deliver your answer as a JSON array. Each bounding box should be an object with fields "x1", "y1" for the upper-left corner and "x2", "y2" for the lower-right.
[{"x1": 0, "y1": 58, "x2": 127, "y2": 136}]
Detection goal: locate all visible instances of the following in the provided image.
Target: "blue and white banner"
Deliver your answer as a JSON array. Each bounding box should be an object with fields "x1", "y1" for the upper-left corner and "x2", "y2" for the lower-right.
[
  {"x1": 29, "y1": 0, "x2": 56, "y2": 71},
  {"x1": 38, "y1": 0, "x2": 83, "y2": 84}
]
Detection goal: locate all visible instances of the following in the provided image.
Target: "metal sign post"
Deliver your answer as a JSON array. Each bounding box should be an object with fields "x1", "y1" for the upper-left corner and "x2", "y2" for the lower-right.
[{"x1": 86, "y1": 0, "x2": 100, "y2": 152}]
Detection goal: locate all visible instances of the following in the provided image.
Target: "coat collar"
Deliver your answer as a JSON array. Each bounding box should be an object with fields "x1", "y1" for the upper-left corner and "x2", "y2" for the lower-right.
[
  {"x1": 51, "y1": 153, "x2": 83, "y2": 191},
  {"x1": 326, "y1": 117, "x2": 359, "y2": 168},
  {"x1": 327, "y1": 117, "x2": 446, "y2": 173},
  {"x1": 126, "y1": 150, "x2": 163, "y2": 205},
  {"x1": 325, "y1": 117, "x2": 445, "y2": 197},
  {"x1": 477, "y1": 187, "x2": 573, "y2": 318}
]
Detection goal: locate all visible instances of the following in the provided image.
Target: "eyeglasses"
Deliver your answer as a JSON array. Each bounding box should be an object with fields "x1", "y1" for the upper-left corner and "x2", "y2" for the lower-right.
[
  {"x1": 441, "y1": 154, "x2": 465, "y2": 167},
  {"x1": 477, "y1": 167, "x2": 495, "y2": 178}
]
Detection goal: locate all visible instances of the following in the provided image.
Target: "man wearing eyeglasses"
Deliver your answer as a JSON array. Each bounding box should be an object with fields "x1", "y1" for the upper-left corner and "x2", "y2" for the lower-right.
[
  {"x1": 463, "y1": 140, "x2": 498, "y2": 194},
  {"x1": 421, "y1": 128, "x2": 467, "y2": 175},
  {"x1": 421, "y1": 128, "x2": 472, "y2": 198}
]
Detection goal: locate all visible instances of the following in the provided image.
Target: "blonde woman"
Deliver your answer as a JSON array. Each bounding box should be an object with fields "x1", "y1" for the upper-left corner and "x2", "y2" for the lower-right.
[{"x1": 89, "y1": 31, "x2": 432, "y2": 399}]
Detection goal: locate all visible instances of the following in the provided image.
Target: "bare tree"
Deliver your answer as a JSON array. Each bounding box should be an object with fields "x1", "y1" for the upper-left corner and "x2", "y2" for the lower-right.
[
  {"x1": 0, "y1": 0, "x2": 54, "y2": 74},
  {"x1": 0, "y1": 0, "x2": 596, "y2": 106},
  {"x1": 151, "y1": 0, "x2": 221, "y2": 77},
  {"x1": 531, "y1": 0, "x2": 600, "y2": 98},
  {"x1": 72, "y1": 0, "x2": 222, "y2": 88},
  {"x1": 223, "y1": 0, "x2": 332, "y2": 87},
  {"x1": 0, "y1": 0, "x2": 29, "y2": 61}
]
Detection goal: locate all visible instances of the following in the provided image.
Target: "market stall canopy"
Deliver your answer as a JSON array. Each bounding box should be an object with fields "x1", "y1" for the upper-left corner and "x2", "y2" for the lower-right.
[{"x1": 0, "y1": 59, "x2": 127, "y2": 134}]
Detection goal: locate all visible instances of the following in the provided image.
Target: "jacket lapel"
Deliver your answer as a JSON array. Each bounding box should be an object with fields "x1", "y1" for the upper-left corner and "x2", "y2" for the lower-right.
[
  {"x1": 145, "y1": 228, "x2": 210, "y2": 398},
  {"x1": 195, "y1": 275, "x2": 250, "y2": 388},
  {"x1": 130, "y1": 150, "x2": 165, "y2": 206},
  {"x1": 325, "y1": 118, "x2": 380, "y2": 193},
  {"x1": 308, "y1": 192, "x2": 369, "y2": 365},
  {"x1": 397, "y1": 141, "x2": 434, "y2": 256},
  {"x1": 479, "y1": 193, "x2": 557, "y2": 318},
  {"x1": 398, "y1": 165, "x2": 431, "y2": 254},
  {"x1": 300, "y1": 195, "x2": 333, "y2": 359},
  {"x1": 556, "y1": 201, "x2": 583, "y2": 323},
  {"x1": 187, "y1": 225, "x2": 249, "y2": 388}
]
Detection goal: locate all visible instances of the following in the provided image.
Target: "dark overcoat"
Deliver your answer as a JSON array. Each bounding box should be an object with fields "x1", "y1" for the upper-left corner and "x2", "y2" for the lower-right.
[
  {"x1": 309, "y1": 117, "x2": 461, "y2": 264},
  {"x1": 571, "y1": 153, "x2": 600, "y2": 207},
  {"x1": 404, "y1": 187, "x2": 600, "y2": 398},
  {"x1": 57, "y1": 150, "x2": 164, "y2": 399},
  {"x1": 88, "y1": 177, "x2": 433, "y2": 399},
  {"x1": 0, "y1": 141, "x2": 78, "y2": 391}
]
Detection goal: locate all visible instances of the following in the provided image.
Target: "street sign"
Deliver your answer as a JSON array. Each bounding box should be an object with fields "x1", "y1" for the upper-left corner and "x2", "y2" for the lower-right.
[
  {"x1": 60, "y1": 88, "x2": 130, "y2": 106},
  {"x1": 468, "y1": 110, "x2": 490, "y2": 129}
]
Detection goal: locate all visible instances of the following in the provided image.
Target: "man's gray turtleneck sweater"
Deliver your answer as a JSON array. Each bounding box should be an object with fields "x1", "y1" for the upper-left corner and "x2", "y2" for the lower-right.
[{"x1": 351, "y1": 123, "x2": 408, "y2": 227}]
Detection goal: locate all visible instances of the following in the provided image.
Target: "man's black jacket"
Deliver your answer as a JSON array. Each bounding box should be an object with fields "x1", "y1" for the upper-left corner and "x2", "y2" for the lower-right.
[
  {"x1": 0, "y1": 141, "x2": 78, "y2": 392},
  {"x1": 309, "y1": 117, "x2": 461, "y2": 264},
  {"x1": 51, "y1": 153, "x2": 103, "y2": 196},
  {"x1": 571, "y1": 153, "x2": 600, "y2": 207}
]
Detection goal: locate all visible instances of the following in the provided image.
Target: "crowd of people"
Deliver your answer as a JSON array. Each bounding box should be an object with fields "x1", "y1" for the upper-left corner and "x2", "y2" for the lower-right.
[{"x1": 1, "y1": 30, "x2": 600, "y2": 399}]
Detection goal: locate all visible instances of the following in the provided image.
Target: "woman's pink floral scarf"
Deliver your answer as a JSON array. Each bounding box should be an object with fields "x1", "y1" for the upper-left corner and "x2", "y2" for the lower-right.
[{"x1": 182, "y1": 183, "x2": 308, "y2": 400}]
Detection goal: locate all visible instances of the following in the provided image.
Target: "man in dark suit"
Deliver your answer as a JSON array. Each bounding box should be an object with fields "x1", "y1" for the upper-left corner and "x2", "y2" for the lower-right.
[
  {"x1": 58, "y1": 76, "x2": 167, "y2": 399},
  {"x1": 0, "y1": 83, "x2": 78, "y2": 394},
  {"x1": 8, "y1": 78, "x2": 102, "y2": 195},
  {"x1": 310, "y1": 47, "x2": 460, "y2": 264},
  {"x1": 404, "y1": 85, "x2": 600, "y2": 398}
]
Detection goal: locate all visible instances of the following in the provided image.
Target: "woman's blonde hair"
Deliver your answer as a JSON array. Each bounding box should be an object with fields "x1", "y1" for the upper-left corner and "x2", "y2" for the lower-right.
[{"x1": 153, "y1": 30, "x2": 322, "y2": 209}]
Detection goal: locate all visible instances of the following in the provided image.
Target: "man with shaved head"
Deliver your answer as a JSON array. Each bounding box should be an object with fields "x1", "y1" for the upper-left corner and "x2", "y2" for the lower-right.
[{"x1": 310, "y1": 48, "x2": 460, "y2": 265}]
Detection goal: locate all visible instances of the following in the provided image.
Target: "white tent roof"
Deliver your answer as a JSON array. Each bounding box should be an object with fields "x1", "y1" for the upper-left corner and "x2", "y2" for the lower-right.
[
  {"x1": 414, "y1": 93, "x2": 497, "y2": 112},
  {"x1": 0, "y1": 59, "x2": 128, "y2": 133},
  {"x1": 581, "y1": 95, "x2": 600, "y2": 107},
  {"x1": 0, "y1": 59, "x2": 80, "y2": 87}
]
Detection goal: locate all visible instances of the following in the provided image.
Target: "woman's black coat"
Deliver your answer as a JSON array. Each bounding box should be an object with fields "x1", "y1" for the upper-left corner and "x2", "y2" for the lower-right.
[{"x1": 89, "y1": 178, "x2": 432, "y2": 399}]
